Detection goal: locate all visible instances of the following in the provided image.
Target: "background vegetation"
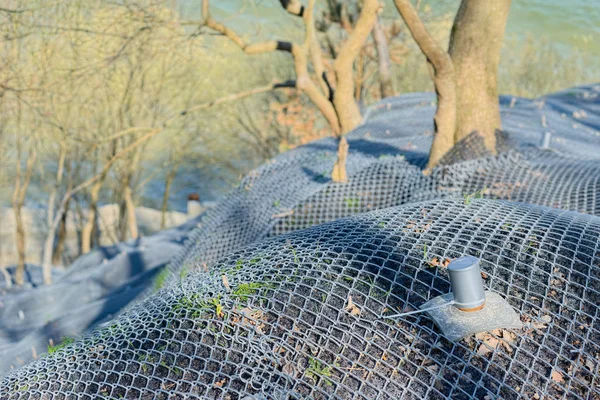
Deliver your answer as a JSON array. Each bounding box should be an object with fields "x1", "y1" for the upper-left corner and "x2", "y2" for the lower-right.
[{"x1": 0, "y1": 0, "x2": 598, "y2": 276}]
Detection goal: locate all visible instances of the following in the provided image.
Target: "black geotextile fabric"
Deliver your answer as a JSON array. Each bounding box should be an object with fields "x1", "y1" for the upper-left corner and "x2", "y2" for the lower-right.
[{"x1": 0, "y1": 84, "x2": 599, "y2": 398}]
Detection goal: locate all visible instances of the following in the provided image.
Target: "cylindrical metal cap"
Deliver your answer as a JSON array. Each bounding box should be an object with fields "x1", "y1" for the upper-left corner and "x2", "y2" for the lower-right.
[{"x1": 448, "y1": 256, "x2": 486, "y2": 311}]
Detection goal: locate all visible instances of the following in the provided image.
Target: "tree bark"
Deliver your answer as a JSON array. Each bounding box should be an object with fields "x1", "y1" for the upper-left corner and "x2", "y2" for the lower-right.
[
  {"x1": 160, "y1": 166, "x2": 178, "y2": 230},
  {"x1": 394, "y1": 0, "x2": 456, "y2": 170},
  {"x1": 202, "y1": 0, "x2": 341, "y2": 135},
  {"x1": 125, "y1": 185, "x2": 138, "y2": 240},
  {"x1": 329, "y1": 0, "x2": 380, "y2": 184},
  {"x1": 12, "y1": 142, "x2": 36, "y2": 286},
  {"x1": 13, "y1": 206, "x2": 27, "y2": 286},
  {"x1": 331, "y1": 136, "x2": 349, "y2": 183},
  {"x1": 51, "y1": 198, "x2": 69, "y2": 266},
  {"x1": 119, "y1": 145, "x2": 142, "y2": 242},
  {"x1": 448, "y1": 0, "x2": 511, "y2": 150},
  {"x1": 41, "y1": 141, "x2": 67, "y2": 274},
  {"x1": 372, "y1": 16, "x2": 394, "y2": 99},
  {"x1": 81, "y1": 178, "x2": 103, "y2": 254},
  {"x1": 332, "y1": 0, "x2": 380, "y2": 134}
]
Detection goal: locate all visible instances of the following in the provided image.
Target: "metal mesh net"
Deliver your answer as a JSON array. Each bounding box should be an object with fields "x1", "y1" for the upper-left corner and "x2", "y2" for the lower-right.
[
  {"x1": 175, "y1": 86, "x2": 600, "y2": 274},
  {"x1": 1, "y1": 84, "x2": 599, "y2": 398},
  {"x1": 2, "y1": 199, "x2": 599, "y2": 399}
]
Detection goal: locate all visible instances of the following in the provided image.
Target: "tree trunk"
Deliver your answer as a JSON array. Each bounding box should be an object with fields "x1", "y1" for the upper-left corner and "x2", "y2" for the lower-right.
[
  {"x1": 41, "y1": 143, "x2": 67, "y2": 274},
  {"x1": 372, "y1": 16, "x2": 394, "y2": 99},
  {"x1": 331, "y1": 136, "x2": 349, "y2": 183},
  {"x1": 160, "y1": 167, "x2": 178, "y2": 230},
  {"x1": 81, "y1": 179, "x2": 102, "y2": 254},
  {"x1": 41, "y1": 227, "x2": 55, "y2": 282},
  {"x1": 124, "y1": 186, "x2": 138, "y2": 240},
  {"x1": 448, "y1": 0, "x2": 511, "y2": 150},
  {"x1": 332, "y1": 0, "x2": 380, "y2": 134},
  {"x1": 52, "y1": 200, "x2": 69, "y2": 266},
  {"x1": 394, "y1": 0, "x2": 457, "y2": 171},
  {"x1": 118, "y1": 147, "x2": 141, "y2": 241},
  {"x1": 12, "y1": 145, "x2": 36, "y2": 286},
  {"x1": 354, "y1": 49, "x2": 365, "y2": 101},
  {"x1": 13, "y1": 206, "x2": 27, "y2": 286},
  {"x1": 118, "y1": 192, "x2": 129, "y2": 242}
]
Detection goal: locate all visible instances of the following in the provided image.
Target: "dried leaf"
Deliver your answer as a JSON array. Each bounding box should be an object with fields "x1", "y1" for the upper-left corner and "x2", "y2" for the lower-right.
[
  {"x1": 238, "y1": 307, "x2": 263, "y2": 326},
  {"x1": 521, "y1": 314, "x2": 532, "y2": 323},
  {"x1": 221, "y1": 274, "x2": 230, "y2": 291},
  {"x1": 427, "y1": 257, "x2": 451, "y2": 268},
  {"x1": 345, "y1": 296, "x2": 361, "y2": 316},
  {"x1": 477, "y1": 336, "x2": 499, "y2": 356},
  {"x1": 542, "y1": 315, "x2": 552, "y2": 322},
  {"x1": 551, "y1": 369, "x2": 565, "y2": 384},
  {"x1": 427, "y1": 257, "x2": 439, "y2": 267},
  {"x1": 426, "y1": 364, "x2": 439, "y2": 373},
  {"x1": 500, "y1": 330, "x2": 515, "y2": 354},
  {"x1": 533, "y1": 315, "x2": 551, "y2": 330},
  {"x1": 215, "y1": 378, "x2": 227, "y2": 387},
  {"x1": 282, "y1": 362, "x2": 296, "y2": 376},
  {"x1": 588, "y1": 358, "x2": 597, "y2": 373},
  {"x1": 476, "y1": 330, "x2": 509, "y2": 356}
]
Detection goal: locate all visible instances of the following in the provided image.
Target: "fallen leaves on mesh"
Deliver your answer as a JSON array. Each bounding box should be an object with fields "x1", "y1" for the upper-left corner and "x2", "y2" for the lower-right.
[
  {"x1": 215, "y1": 378, "x2": 227, "y2": 387},
  {"x1": 231, "y1": 307, "x2": 265, "y2": 333},
  {"x1": 476, "y1": 329, "x2": 517, "y2": 356},
  {"x1": 427, "y1": 257, "x2": 451, "y2": 268},
  {"x1": 404, "y1": 220, "x2": 432, "y2": 233},
  {"x1": 345, "y1": 296, "x2": 361, "y2": 316},
  {"x1": 569, "y1": 352, "x2": 597, "y2": 375},
  {"x1": 551, "y1": 369, "x2": 565, "y2": 384},
  {"x1": 533, "y1": 315, "x2": 552, "y2": 330},
  {"x1": 221, "y1": 274, "x2": 230, "y2": 291}
]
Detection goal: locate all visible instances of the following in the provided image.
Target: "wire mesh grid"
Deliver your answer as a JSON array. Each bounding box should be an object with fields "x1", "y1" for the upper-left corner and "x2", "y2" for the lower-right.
[
  {"x1": 2, "y1": 199, "x2": 598, "y2": 399},
  {"x1": 176, "y1": 85, "x2": 600, "y2": 276},
  {"x1": 270, "y1": 146, "x2": 600, "y2": 238},
  {"x1": 0, "y1": 84, "x2": 598, "y2": 395}
]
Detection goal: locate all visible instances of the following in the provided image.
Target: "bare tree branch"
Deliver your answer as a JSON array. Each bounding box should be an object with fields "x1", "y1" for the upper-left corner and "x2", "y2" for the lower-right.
[
  {"x1": 178, "y1": 80, "x2": 296, "y2": 117},
  {"x1": 393, "y1": 0, "x2": 456, "y2": 171},
  {"x1": 329, "y1": 0, "x2": 381, "y2": 183},
  {"x1": 333, "y1": 0, "x2": 381, "y2": 134},
  {"x1": 68, "y1": 129, "x2": 161, "y2": 200},
  {"x1": 201, "y1": 0, "x2": 341, "y2": 134},
  {"x1": 297, "y1": 0, "x2": 341, "y2": 134},
  {"x1": 0, "y1": 7, "x2": 26, "y2": 14},
  {"x1": 279, "y1": 0, "x2": 329, "y2": 96},
  {"x1": 279, "y1": 0, "x2": 304, "y2": 17}
]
